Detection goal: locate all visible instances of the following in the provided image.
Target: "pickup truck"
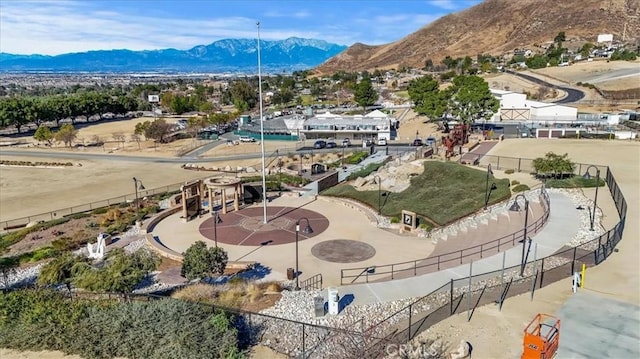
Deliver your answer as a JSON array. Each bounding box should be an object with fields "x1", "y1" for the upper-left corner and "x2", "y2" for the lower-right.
[{"x1": 239, "y1": 136, "x2": 256, "y2": 143}]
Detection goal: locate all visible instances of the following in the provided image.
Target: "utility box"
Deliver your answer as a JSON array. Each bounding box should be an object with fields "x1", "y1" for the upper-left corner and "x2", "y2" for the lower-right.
[
  {"x1": 327, "y1": 287, "x2": 339, "y2": 315},
  {"x1": 314, "y1": 296, "x2": 325, "y2": 317},
  {"x1": 287, "y1": 268, "x2": 295, "y2": 280}
]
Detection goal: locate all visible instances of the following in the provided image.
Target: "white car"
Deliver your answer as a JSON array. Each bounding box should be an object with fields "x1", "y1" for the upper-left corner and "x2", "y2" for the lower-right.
[
  {"x1": 377, "y1": 138, "x2": 387, "y2": 146},
  {"x1": 239, "y1": 136, "x2": 256, "y2": 143}
]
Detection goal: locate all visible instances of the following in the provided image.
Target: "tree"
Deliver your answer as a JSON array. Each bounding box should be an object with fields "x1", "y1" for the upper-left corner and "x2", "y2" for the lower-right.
[
  {"x1": 130, "y1": 133, "x2": 141, "y2": 149},
  {"x1": 532, "y1": 152, "x2": 575, "y2": 179},
  {"x1": 38, "y1": 253, "x2": 89, "y2": 294},
  {"x1": 554, "y1": 31, "x2": 566, "y2": 43},
  {"x1": 54, "y1": 123, "x2": 78, "y2": 147},
  {"x1": 446, "y1": 75, "x2": 500, "y2": 123},
  {"x1": 134, "y1": 121, "x2": 150, "y2": 140},
  {"x1": 144, "y1": 118, "x2": 172, "y2": 143},
  {"x1": 34, "y1": 125, "x2": 54, "y2": 146},
  {"x1": 354, "y1": 77, "x2": 377, "y2": 112},
  {"x1": 407, "y1": 75, "x2": 447, "y2": 120},
  {"x1": 0, "y1": 256, "x2": 19, "y2": 288},
  {"x1": 112, "y1": 132, "x2": 126, "y2": 148},
  {"x1": 181, "y1": 241, "x2": 228, "y2": 281}
]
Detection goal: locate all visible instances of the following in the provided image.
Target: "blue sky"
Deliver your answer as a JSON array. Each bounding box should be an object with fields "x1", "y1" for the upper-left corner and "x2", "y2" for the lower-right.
[{"x1": 0, "y1": 0, "x2": 481, "y2": 55}]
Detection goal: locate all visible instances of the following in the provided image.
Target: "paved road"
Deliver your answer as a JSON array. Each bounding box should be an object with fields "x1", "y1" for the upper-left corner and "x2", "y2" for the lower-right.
[{"x1": 505, "y1": 70, "x2": 585, "y2": 103}]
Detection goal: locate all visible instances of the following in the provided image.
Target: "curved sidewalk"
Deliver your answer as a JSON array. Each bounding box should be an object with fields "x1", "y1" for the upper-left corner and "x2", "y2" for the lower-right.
[{"x1": 337, "y1": 191, "x2": 580, "y2": 305}]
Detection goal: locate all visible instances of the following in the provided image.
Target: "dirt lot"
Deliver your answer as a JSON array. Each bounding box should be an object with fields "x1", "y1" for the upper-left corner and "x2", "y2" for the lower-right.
[{"x1": 532, "y1": 60, "x2": 640, "y2": 91}]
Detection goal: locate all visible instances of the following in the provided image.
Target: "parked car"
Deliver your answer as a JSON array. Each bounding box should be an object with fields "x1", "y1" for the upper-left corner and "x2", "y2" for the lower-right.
[
  {"x1": 377, "y1": 138, "x2": 387, "y2": 146},
  {"x1": 326, "y1": 141, "x2": 337, "y2": 149},
  {"x1": 425, "y1": 137, "x2": 436, "y2": 146},
  {"x1": 411, "y1": 138, "x2": 423, "y2": 146},
  {"x1": 313, "y1": 140, "x2": 327, "y2": 149},
  {"x1": 239, "y1": 136, "x2": 256, "y2": 143},
  {"x1": 341, "y1": 138, "x2": 351, "y2": 147}
]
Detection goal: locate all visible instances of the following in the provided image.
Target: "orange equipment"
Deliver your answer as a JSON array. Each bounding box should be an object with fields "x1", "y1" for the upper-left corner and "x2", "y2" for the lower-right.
[{"x1": 521, "y1": 313, "x2": 561, "y2": 359}]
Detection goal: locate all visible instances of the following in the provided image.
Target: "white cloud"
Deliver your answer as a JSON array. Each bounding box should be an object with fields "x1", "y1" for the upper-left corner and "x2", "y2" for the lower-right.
[
  {"x1": 264, "y1": 9, "x2": 311, "y2": 19},
  {"x1": 0, "y1": 1, "x2": 319, "y2": 54},
  {"x1": 427, "y1": 0, "x2": 458, "y2": 10}
]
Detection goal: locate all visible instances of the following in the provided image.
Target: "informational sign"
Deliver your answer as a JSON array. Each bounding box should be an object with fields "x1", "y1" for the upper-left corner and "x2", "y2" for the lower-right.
[
  {"x1": 597, "y1": 34, "x2": 613, "y2": 43},
  {"x1": 148, "y1": 94, "x2": 160, "y2": 103},
  {"x1": 402, "y1": 210, "x2": 417, "y2": 230}
]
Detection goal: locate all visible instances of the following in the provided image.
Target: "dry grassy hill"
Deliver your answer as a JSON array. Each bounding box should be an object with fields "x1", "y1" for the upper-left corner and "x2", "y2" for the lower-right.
[{"x1": 315, "y1": 0, "x2": 640, "y2": 74}]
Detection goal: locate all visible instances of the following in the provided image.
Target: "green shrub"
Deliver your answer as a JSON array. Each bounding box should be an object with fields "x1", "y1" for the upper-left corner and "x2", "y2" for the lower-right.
[
  {"x1": 546, "y1": 177, "x2": 605, "y2": 188},
  {"x1": 504, "y1": 169, "x2": 515, "y2": 174},
  {"x1": 345, "y1": 151, "x2": 368, "y2": 164},
  {"x1": 347, "y1": 163, "x2": 383, "y2": 180},
  {"x1": 512, "y1": 184, "x2": 530, "y2": 192},
  {"x1": 511, "y1": 180, "x2": 520, "y2": 186},
  {"x1": 91, "y1": 207, "x2": 109, "y2": 215},
  {"x1": 16, "y1": 246, "x2": 57, "y2": 264},
  {"x1": 105, "y1": 222, "x2": 129, "y2": 235},
  {"x1": 390, "y1": 217, "x2": 400, "y2": 224},
  {"x1": 0, "y1": 289, "x2": 242, "y2": 358},
  {"x1": 0, "y1": 217, "x2": 71, "y2": 252},
  {"x1": 419, "y1": 221, "x2": 433, "y2": 231}
]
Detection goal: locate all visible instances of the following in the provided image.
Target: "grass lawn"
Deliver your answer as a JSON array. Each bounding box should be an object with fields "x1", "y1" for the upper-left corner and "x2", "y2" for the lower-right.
[{"x1": 322, "y1": 161, "x2": 511, "y2": 226}]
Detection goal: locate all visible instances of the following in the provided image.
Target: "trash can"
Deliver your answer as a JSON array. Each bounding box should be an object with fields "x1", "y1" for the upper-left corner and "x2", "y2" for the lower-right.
[{"x1": 287, "y1": 268, "x2": 295, "y2": 280}]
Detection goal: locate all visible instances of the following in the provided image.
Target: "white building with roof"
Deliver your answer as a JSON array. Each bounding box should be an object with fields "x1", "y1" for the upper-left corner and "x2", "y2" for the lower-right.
[
  {"x1": 491, "y1": 89, "x2": 578, "y2": 123},
  {"x1": 299, "y1": 110, "x2": 396, "y2": 140}
]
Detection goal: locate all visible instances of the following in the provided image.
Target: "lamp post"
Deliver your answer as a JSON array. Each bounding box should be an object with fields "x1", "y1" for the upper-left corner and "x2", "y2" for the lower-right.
[
  {"x1": 257, "y1": 21, "x2": 267, "y2": 224},
  {"x1": 484, "y1": 164, "x2": 494, "y2": 209},
  {"x1": 374, "y1": 175, "x2": 382, "y2": 215},
  {"x1": 509, "y1": 194, "x2": 529, "y2": 276},
  {"x1": 132, "y1": 177, "x2": 145, "y2": 214},
  {"x1": 295, "y1": 217, "x2": 314, "y2": 291},
  {"x1": 582, "y1": 165, "x2": 601, "y2": 231},
  {"x1": 212, "y1": 211, "x2": 222, "y2": 248}
]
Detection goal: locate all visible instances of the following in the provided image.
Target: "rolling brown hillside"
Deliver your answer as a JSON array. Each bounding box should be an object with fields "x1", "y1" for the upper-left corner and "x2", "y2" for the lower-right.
[{"x1": 315, "y1": 0, "x2": 640, "y2": 74}]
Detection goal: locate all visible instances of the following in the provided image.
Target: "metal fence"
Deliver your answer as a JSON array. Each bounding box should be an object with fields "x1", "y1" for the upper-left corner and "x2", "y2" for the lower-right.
[
  {"x1": 363, "y1": 165, "x2": 626, "y2": 348},
  {"x1": 0, "y1": 177, "x2": 212, "y2": 231},
  {"x1": 341, "y1": 186, "x2": 551, "y2": 284}
]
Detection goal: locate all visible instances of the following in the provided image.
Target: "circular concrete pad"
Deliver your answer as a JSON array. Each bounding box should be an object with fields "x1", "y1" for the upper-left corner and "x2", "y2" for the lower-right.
[
  {"x1": 199, "y1": 206, "x2": 328, "y2": 246},
  {"x1": 311, "y1": 239, "x2": 376, "y2": 263}
]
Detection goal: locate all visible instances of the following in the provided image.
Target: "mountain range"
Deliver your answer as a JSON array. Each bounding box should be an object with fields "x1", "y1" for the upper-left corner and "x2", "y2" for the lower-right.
[
  {"x1": 316, "y1": 0, "x2": 640, "y2": 73},
  {"x1": 0, "y1": 37, "x2": 347, "y2": 73}
]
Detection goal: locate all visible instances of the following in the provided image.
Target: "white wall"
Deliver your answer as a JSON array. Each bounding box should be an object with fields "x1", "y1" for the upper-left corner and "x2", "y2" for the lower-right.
[
  {"x1": 531, "y1": 105, "x2": 577, "y2": 121},
  {"x1": 500, "y1": 93, "x2": 527, "y2": 108}
]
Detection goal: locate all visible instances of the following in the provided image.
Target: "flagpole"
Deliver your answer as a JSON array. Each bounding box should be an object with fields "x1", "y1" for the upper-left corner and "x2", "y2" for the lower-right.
[{"x1": 257, "y1": 21, "x2": 268, "y2": 224}]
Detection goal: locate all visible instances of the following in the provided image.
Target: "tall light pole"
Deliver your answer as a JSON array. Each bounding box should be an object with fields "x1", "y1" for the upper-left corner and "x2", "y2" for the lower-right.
[
  {"x1": 509, "y1": 194, "x2": 529, "y2": 276},
  {"x1": 257, "y1": 21, "x2": 267, "y2": 224},
  {"x1": 583, "y1": 165, "x2": 601, "y2": 231},
  {"x1": 212, "y1": 211, "x2": 222, "y2": 248},
  {"x1": 374, "y1": 175, "x2": 382, "y2": 215},
  {"x1": 295, "y1": 217, "x2": 313, "y2": 291},
  {"x1": 132, "y1": 177, "x2": 145, "y2": 216},
  {"x1": 484, "y1": 164, "x2": 494, "y2": 209}
]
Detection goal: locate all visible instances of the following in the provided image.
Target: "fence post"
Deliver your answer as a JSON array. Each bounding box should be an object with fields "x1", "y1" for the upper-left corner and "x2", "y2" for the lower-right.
[
  {"x1": 450, "y1": 279, "x2": 454, "y2": 315},
  {"x1": 497, "y1": 157, "x2": 500, "y2": 170},
  {"x1": 518, "y1": 158, "x2": 522, "y2": 172},
  {"x1": 530, "y1": 270, "x2": 538, "y2": 301},
  {"x1": 408, "y1": 303, "x2": 413, "y2": 340},
  {"x1": 571, "y1": 247, "x2": 577, "y2": 274},
  {"x1": 467, "y1": 261, "x2": 473, "y2": 321},
  {"x1": 302, "y1": 322, "x2": 305, "y2": 357}
]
